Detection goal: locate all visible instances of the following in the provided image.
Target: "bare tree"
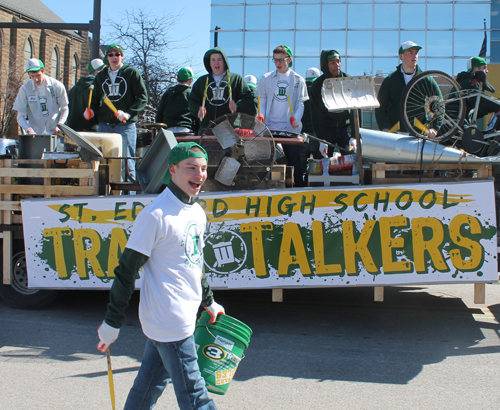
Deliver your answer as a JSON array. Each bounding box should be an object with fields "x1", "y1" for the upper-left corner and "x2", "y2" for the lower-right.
[
  {"x1": 0, "y1": 46, "x2": 25, "y2": 138},
  {"x1": 105, "y1": 9, "x2": 191, "y2": 112}
]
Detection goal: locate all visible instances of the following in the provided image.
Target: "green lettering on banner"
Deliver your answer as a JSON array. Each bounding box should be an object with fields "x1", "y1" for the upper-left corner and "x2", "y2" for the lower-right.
[
  {"x1": 132, "y1": 202, "x2": 146, "y2": 220},
  {"x1": 395, "y1": 191, "x2": 412, "y2": 210},
  {"x1": 300, "y1": 195, "x2": 316, "y2": 215},
  {"x1": 114, "y1": 202, "x2": 127, "y2": 220},
  {"x1": 419, "y1": 190, "x2": 437, "y2": 209},
  {"x1": 74, "y1": 203, "x2": 88, "y2": 223},
  {"x1": 213, "y1": 199, "x2": 228, "y2": 218},
  {"x1": 374, "y1": 191, "x2": 390, "y2": 212},
  {"x1": 246, "y1": 197, "x2": 261, "y2": 217},
  {"x1": 278, "y1": 196, "x2": 295, "y2": 217},
  {"x1": 334, "y1": 193, "x2": 348, "y2": 214}
]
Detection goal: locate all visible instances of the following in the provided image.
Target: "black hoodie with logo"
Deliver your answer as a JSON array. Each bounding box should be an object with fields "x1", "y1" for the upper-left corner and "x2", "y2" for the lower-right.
[{"x1": 189, "y1": 47, "x2": 256, "y2": 128}]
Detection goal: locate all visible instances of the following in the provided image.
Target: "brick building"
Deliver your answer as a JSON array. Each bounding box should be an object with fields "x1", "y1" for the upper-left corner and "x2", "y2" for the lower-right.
[{"x1": 0, "y1": 0, "x2": 92, "y2": 137}]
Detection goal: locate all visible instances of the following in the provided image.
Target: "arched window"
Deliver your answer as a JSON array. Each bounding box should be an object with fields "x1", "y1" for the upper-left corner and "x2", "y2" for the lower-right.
[
  {"x1": 72, "y1": 53, "x2": 79, "y2": 87},
  {"x1": 24, "y1": 36, "x2": 33, "y2": 63},
  {"x1": 51, "y1": 46, "x2": 59, "y2": 80}
]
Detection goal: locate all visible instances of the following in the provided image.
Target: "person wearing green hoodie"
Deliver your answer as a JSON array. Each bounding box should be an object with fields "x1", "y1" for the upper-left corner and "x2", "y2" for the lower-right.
[
  {"x1": 456, "y1": 56, "x2": 499, "y2": 120},
  {"x1": 88, "y1": 44, "x2": 148, "y2": 183},
  {"x1": 310, "y1": 50, "x2": 362, "y2": 156},
  {"x1": 156, "y1": 67, "x2": 198, "y2": 134},
  {"x1": 66, "y1": 58, "x2": 105, "y2": 131},
  {"x1": 189, "y1": 47, "x2": 256, "y2": 131}
]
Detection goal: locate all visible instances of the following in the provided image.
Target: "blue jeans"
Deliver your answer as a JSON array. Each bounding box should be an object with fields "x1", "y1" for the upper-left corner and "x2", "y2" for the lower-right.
[
  {"x1": 98, "y1": 122, "x2": 137, "y2": 182},
  {"x1": 124, "y1": 335, "x2": 217, "y2": 410}
]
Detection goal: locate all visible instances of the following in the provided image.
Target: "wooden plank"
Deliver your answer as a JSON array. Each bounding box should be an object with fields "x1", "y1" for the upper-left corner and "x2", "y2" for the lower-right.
[
  {"x1": 0, "y1": 185, "x2": 96, "y2": 195},
  {"x1": 2, "y1": 158, "x2": 12, "y2": 284},
  {"x1": 0, "y1": 168, "x2": 96, "y2": 178},
  {"x1": 3, "y1": 231, "x2": 12, "y2": 285},
  {"x1": 0, "y1": 202, "x2": 22, "y2": 211},
  {"x1": 372, "y1": 177, "x2": 486, "y2": 184},
  {"x1": 474, "y1": 283, "x2": 486, "y2": 304},
  {"x1": 272, "y1": 288, "x2": 283, "y2": 302},
  {"x1": 374, "y1": 286, "x2": 384, "y2": 302}
]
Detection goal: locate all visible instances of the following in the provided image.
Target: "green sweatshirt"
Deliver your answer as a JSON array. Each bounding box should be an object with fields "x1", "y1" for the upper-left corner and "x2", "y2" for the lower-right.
[
  {"x1": 155, "y1": 83, "x2": 197, "y2": 130},
  {"x1": 91, "y1": 63, "x2": 148, "y2": 124},
  {"x1": 67, "y1": 76, "x2": 98, "y2": 131},
  {"x1": 375, "y1": 64, "x2": 424, "y2": 132},
  {"x1": 189, "y1": 47, "x2": 256, "y2": 128},
  {"x1": 310, "y1": 50, "x2": 362, "y2": 142},
  {"x1": 104, "y1": 181, "x2": 214, "y2": 329},
  {"x1": 456, "y1": 70, "x2": 500, "y2": 120}
]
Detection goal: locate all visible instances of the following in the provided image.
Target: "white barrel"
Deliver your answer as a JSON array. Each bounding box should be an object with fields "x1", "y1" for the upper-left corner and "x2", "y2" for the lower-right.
[{"x1": 79, "y1": 132, "x2": 123, "y2": 183}]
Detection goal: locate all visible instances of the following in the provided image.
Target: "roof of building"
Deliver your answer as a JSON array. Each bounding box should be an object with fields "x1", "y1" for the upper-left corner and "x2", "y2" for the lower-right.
[{"x1": 0, "y1": 0, "x2": 65, "y2": 23}]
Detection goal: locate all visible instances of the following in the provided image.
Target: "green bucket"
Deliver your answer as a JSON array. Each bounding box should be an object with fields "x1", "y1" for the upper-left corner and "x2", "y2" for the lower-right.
[{"x1": 195, "y1": 310, "x2": 252, "y2": 395}]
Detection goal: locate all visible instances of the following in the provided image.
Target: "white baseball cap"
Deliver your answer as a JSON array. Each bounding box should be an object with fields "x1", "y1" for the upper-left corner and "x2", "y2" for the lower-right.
[
  {"x1": 88, "y1": 58, "x2": 105, "y2": 73},
  {"x1": 305, "y1": 67, "x2": 320, "y2": 81},
  {"x1": 467, "y1": 57, "x2": 473, "y2": 70},
  {"x1": 399, "y1": 41, "x2": 422, "y2": 54},
  {"x1": 25, "y1": 58, "x2": 44, "y2": 73},
  {"x1": 244, "y1": 74, "x2": 257, "y2": 86}
]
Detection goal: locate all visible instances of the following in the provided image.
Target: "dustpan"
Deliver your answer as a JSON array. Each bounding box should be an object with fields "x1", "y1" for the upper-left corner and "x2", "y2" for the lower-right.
[{"x1": 322, "y1": 75, "x2": 380, "y2": 112}]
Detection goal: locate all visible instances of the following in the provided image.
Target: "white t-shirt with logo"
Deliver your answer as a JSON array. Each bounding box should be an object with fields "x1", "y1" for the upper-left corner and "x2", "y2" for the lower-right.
[
  {"x1": 126, "y1": 188, "x2": 206, "y2": 342},
  {"x1": 268, "y1": 71, "x2": 292, "y2": 131}
]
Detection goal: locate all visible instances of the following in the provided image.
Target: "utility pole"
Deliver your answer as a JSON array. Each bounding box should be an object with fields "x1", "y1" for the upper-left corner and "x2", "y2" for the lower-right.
[{"x1": 214, "y1": 26, "x2": 221, "y2": 47}]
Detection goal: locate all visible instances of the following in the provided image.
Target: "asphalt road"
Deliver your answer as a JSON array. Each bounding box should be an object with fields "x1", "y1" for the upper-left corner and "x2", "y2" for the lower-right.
[{"x1": 2, "y1": 284, "x2": 500, "y2": 410}]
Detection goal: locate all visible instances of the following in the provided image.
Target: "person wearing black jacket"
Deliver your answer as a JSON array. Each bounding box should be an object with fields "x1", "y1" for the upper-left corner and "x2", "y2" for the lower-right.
[{"x1": 310, "y1": 50, "x2": 362, "y2": 156}]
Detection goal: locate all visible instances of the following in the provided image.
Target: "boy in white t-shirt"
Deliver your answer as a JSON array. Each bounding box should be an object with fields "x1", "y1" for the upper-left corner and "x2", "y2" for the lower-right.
[
  {"x1": 97, "y1": 142, "x2": 224, "y2": 410},
  {"x1": 256, "y1": 45, "x2": 309, "y2": 187}
]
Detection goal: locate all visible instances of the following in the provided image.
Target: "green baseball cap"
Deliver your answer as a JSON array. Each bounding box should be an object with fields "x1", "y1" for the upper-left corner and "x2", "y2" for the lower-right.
[
  {"x1": 162, "y1": 142, "x2": 208, "y2": 184},
  {"x1": 103, "y1": 44, "x2": 124, "y2": 66},
  {"x1": 25, "y1": 58, "x2": 44, "y2": 73},
  {"x1": 177, "y1": 67, "x2": 197, "y2": 82},
  {"x1": 87, "y1": 58, "x2": 105, "y2": 73},
  {"x1": 399, "y1": 41, "x2": 422, "y2": 55},
  {"x1": 470, "y1": 56, "x2": 487, "y2": 70},
  {"x1": 280, "y1": 45, "x2": 293, "y2": 67}
]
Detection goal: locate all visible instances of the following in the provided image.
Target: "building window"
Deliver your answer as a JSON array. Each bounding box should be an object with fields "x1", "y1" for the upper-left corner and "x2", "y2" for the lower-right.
[
  {"x1": 51, "y1": 46, "x2": 60, "y2": 80},
  {"x1": 24, "y1": 37, "x2": 33, "y2": 63},
  {"x1": 72, "y1": 54, "x2": 79, "y2": 87}
]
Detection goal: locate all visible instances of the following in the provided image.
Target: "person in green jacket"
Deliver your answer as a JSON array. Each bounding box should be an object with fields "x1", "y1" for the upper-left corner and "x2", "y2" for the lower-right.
[
  {"x1": 189, "y1": 47, "x2": 256, "y2": 131},
  {"x1": 87, "y1": 44, "x2": 148, "y2": 183},
  {"x1": 456, "y1": 56, "x2": 500, "y2": 120},
  {"x1": 310, "y1": 50, "x2": 362, "y2": 156},
  {"x1": 375, "y1": 41, "x2": 438, "y2": 138},
  {"x1": 156, "y1": 67, "x2": 198, "y2": 134},
  {"x1": 66, "y1": 58, "x2": 105, "y2": 131}
]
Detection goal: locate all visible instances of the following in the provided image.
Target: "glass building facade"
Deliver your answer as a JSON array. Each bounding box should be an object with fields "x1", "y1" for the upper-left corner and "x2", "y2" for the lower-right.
[{"x1": 210, "y1": 0, "x2": 494, "y2": 80}]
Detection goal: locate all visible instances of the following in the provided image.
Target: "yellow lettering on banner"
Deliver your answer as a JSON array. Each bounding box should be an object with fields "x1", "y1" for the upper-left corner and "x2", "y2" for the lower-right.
[
  {"x1": 43, "y1": 228, "x2": 72, "y2": 279},
  {"x1": 343, "y1": 220, "x2": 377, "y2": 275},
  {"x1": 73, "y1": 229, "x2": 105, "y2": 279},
  {"x1": 379, "y1": 216, "x2": 412, "y2": 273},
  {"x1": 240, "y1": 222, "x2": 273, "y2": 277},
  {"x1": 107, "y1": 228, "x2": 129, "y2": 278},
  {"x1": 278, "y1": 223, "x2": 311, "y2": 276},
  {"x1": 449, "y1": 215, "x2": 484, "y2": 271},
  {"x1": 312, "y1": 220, "x2": 342, "y2": 275},
  {"x1": 412, "y1": 217, "x2": 448, "y2": 272}
]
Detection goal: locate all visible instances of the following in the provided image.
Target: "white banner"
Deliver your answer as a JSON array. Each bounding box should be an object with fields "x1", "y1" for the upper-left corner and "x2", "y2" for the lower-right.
[{"x1": 21, "y1": 180, "x2": 498, "y2": 289}]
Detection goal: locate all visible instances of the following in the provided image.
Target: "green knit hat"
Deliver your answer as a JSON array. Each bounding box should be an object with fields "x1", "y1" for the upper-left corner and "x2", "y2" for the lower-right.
[{"x1": 163, "y1": 142, "x2": 208, "y2": 184}]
